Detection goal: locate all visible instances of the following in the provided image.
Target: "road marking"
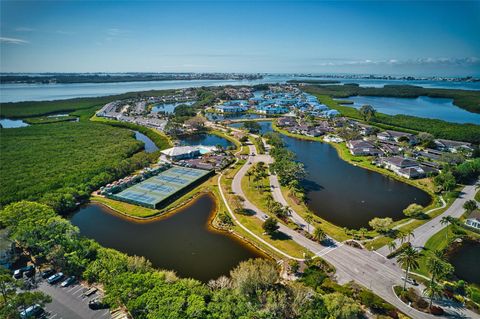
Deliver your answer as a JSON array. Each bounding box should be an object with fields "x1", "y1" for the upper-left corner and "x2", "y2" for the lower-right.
[{"x1": 48, "y1": 314, "x2": 57, "y2": 319}]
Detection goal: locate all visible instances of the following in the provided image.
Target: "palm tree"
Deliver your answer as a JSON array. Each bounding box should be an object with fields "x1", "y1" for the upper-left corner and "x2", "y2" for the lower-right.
[
  {"x1": 304, "y1": 213, "x2": 314, "y2": 233},
  {"x1": 405, "y1": 230, "x2": 415, "y2": 243},
  {"x1": 397, "y1": 246, "x2": 420, "y2": 291},
  {"x1": 440, "y1": 216, "x2": 453, "y2": 241},
  {"x1": 387, "y1": 240, "x2": 397, "y2": 253},
  {"x1": 359, "y1": 227, "x2": 367, "y2": 239},
  {"x1": 313, "y1": 227, "x2": 326, "y2": 243},
  {"x1": 424, "y1": 281, "x2": 442, "y2": 309}
]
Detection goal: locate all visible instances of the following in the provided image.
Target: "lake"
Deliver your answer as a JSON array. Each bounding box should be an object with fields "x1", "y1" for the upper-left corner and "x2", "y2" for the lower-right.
[
  {"x1": 233, "y1": 121, "x2": 431, "y2": 229},
  {"x1": 0, "y1": 118, "x2": 29, "y2": 128},
  {"x1": 70, "y1": 194, "x2": 264, "y2": 282},
  {"x1": 339, "y1": 96, "x2": 480, "y2": 124},
  {"x1": 449, "y1": 241, "x2": 480, "y2": 285},
  {"x1": 134, "y1": 131, "x2": 159, "y2": 153},
  {"x1": 2, "y1": 75, "x2": 479, "y2": 103},
  {"x1": 178, "y1": 133, "x2": 233, "y2": 149}
]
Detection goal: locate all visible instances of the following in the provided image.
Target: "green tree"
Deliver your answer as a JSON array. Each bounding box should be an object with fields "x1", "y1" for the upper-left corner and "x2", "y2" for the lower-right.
[
  {"x1": 304, "y1": 213, "x2": 314, "y2": 233},
  {"x1": 426, "y1": 254, "x2": 454, "y2": 308},
  {"x1": 433, "y1": 171, "x2": 456, "y2": 192},
  {"x1": 323, "y1": 292, "x2": 362, "y2": 319},
  {"x1": 243, "y1": 121, "x2": 261, "y2": 133},
  {"x1": 368, "y1": 217, "x2": 393, "y2": 233},
  {"x1": 403, "y1": 203, "x2": 423, "y2": 218},
  {"x1": 358, "y1": 104, "x2": 376, "y2": 122},
  {"x1": 417, "y1": 132, "x2": 435, "y2": 148},
  {"x1": 313, "y1": 227, "x2": 326, "y2": 243},
  {"x1": 230, "y1": 258, "x2": 279, "y2": 296},
  {"x1": 262, "y1": 217, "x2": 279, "y2": 236},
  {"x1": 397, "y1": 246, "x2": 420, "y2": 291},
  {"x1": 423, "y1": 281, "x2": 443, "y2": 309},
  {"x1": 463, "y1": 200, "x2": 478, "y2": 212},
  {"x1": 387, "y1": 240, "x2": 397, "y2": 253}
]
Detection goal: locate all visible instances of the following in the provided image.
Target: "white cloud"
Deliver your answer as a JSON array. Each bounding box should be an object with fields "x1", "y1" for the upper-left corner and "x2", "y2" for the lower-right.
[
  {"x1": 311, "y1": 57, "x2": 480, "y2": 67},
  {"x1": 0, "y1": 37, "x2": 29, "y2": 44}
]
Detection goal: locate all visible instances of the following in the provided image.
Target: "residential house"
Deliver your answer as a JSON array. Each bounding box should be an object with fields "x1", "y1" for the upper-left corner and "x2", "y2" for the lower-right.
[
  {"x1": 377, "y1": 130, "x2": 416, "y2": 144},
  {"x1": 346, "y1": 140, "x2": 383, "y2": 156},
  {"x1": 465, "y1": 210, "x2": 480, "y2": 230},
  {"x1": 434, "y1": 139, "x2": 473, "y2": 154}
]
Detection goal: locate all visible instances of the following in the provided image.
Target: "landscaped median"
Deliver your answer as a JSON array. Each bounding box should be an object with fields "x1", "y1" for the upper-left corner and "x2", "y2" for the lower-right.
[{"x1": 218, "y1": 144, "x2": 308, "y2": 260}]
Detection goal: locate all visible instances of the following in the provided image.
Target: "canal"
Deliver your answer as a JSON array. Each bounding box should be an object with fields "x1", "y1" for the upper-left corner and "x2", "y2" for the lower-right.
[
  {"x1": 230, "y1": 121, "x2": 431, "y2": 229},
  {"x1": 134, "y1": 131, "x2": 159, "y2": 153},
  {"x1": 71, "y1": 194, "x2": 264, "y2": 282}
]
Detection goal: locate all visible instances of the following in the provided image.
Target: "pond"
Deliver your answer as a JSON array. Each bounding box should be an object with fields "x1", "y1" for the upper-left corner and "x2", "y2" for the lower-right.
[
  {"x1": 179, "y1": 133, "x2": 233, "y2": 149},
  {"x1": 449, "y1": 241, "x2": 480, "y2": 285},
  {"x1": 134, "y1": 131, "x2": 159, "y2": 153},
  {"x1": 338, "y1": 96, "x2": 480, "y2": 125},
  {"x1": 235, "y1": 121, "x2": 432, "y2": 229},
  {"x1": 150, "y1": 101, "x2": 196, "y2": 114},
  {"x1": 0, "y1": 118, "x2": 29, "y2": 128},
  {"x1": 70, "y1": 194, "x2": 264, "y2": 282},
  {"x1": 228, "y1": 121, "x2": 272, "y2": 134}
]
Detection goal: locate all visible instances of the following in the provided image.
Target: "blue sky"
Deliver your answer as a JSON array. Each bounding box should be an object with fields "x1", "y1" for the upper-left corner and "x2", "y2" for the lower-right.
[{"x1": 1, "y1": 1, "x2": 479, "y2": 76}]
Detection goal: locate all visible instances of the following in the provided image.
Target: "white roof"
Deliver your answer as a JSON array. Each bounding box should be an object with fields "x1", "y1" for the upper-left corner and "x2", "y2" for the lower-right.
[{"x1": 161, "y1": 146, "x2": 199, "y2": 157}]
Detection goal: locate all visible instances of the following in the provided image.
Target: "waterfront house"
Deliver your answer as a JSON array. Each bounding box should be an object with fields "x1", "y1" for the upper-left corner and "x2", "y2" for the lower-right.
[
  {"x1": 277, "y1": 117, "x2": 296, "y2": 127},
  {"x1": 377, "y1": 130, "x2": 416, "y2": 144},
  {"x1": 380, "y1": 156, "x2": 418, "y2": 172},
  {"x1": 434, "y1": 139, "x2": 473, "y2": 154},
  {"x1": 346, "y1": 140, "x2": 383, "y2": 156},
  {"x1": 465, "y1": 210, "x2": 480, "y2": 230}
]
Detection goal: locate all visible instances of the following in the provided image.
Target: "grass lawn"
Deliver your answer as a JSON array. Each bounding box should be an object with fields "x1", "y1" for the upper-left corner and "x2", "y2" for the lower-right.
[
  {"x1": 476, "y1": 190, "x2": 480, "y2": 202},
  {"x1": 278, "y1": 185, "x2": 351, "y2": 242},
  {"x1": 91, "y1": 195, "x2": 160, "y2": 218}
]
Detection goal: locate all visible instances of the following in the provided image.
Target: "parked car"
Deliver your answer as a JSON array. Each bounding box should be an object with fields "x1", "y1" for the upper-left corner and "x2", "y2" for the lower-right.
[
  {"x1": 13, "y1": 268, "x2": 24, "y2": 279},
  {"x1": 88, "y1": 298, "x2": 108, "y2": 310},
  {"x1": 47, "y1": 272, "x2": 64, "y2": 284},
  {"x1": 19, "y1": 304, "x2": 45, "y2": 318},
  {"x1": 60, "y1": 276, "x2": 76, "y2": 287},
  {"x1": 83, "y1": 287, "x2": 98, "y2": 297},
  {"x1": 41, "y1": 268, "x2": 55, "y2": 279},
  {"x1": 23, "y1": 265, "x2": 35, "y2": 278}
]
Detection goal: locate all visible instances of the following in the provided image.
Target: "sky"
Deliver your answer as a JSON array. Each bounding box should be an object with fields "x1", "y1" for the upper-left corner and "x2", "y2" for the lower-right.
[{"x1": 1, "y1": 0, "x2": 479, "y2": 76}]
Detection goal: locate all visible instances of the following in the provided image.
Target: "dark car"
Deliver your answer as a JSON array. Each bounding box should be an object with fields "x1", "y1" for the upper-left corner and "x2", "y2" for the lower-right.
[
  {"x1": 88, "y1": 299, "x2": 108, "y2": 310},
  {"x1": 23, "y1": 265, "x2": 35, "y2": 278},
  {"x1": 47, "y1": 272, "x2": 64, "y2": 284},
  {"x1": 41, "y1": 268, "x2": 55, "y2": 279}
]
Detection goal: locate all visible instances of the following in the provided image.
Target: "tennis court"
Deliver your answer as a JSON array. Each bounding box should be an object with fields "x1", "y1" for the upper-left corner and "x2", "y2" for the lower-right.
[{"x1": 111, "y1": 166, "x2": 212, "y2": 208}]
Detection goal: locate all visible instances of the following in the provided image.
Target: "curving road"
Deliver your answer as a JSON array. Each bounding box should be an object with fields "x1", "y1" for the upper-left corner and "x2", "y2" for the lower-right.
[
  {"x1": 377, "y1": 182, "x2": 479, "y2": 257},
  {"x1": 217, "y1": 122, "x2": 478, "y2": 319}
]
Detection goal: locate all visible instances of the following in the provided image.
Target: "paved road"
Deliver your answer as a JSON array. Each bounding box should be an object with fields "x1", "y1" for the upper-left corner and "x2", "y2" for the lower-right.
[
  {"x1": 213, "y1": 120, "x2": 478, "y2": 318},
  {"x1": 377, "y1": 182, "x2": 479, "y2": 257}
]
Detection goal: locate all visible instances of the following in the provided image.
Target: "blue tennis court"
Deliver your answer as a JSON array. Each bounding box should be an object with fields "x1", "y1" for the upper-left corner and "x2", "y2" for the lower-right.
[{"x1": 111, "y1": 166, "x2": 212, "y2": 208}]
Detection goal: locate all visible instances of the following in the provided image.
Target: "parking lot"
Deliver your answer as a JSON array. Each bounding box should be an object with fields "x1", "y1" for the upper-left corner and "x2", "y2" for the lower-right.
[
  {"x1": 33, "y1": 276, "x2": 111, "y2": 319},
  {"x1": 14, "y1": 272, "x2": 111, "y2": 319}
]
